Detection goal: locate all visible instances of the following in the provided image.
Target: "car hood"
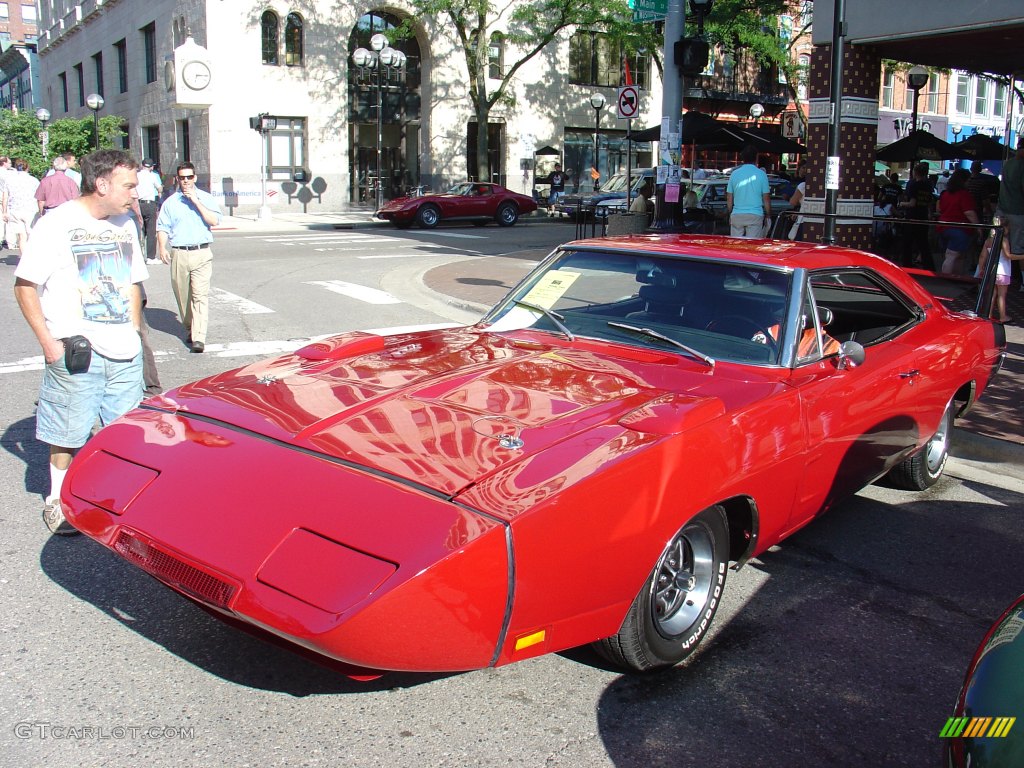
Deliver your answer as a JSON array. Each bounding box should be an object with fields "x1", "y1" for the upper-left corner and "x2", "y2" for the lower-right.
[{"x1": 148, "y1": 328, "x2": 779, "y2": 498}]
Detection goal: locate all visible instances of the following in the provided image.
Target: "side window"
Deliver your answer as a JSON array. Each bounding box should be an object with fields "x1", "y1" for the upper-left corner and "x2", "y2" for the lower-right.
[
  {"x1": 261, "y1": 10, "x2": 279, "y2": 66},
  {"x1": 808, "y1": 270, "x2": 920, "y2": 347}
]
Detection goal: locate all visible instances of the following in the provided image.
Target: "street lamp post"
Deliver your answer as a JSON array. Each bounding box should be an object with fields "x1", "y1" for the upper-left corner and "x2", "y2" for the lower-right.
[
  {"x1": 749, "y1": 102, "x2": 764, "y2": 127},
  {"x1": 351, "y1": 34, "x2": 406, "y2": 210},
  {"x1": 590, "y1": 92, "x2": 606, "y2": 191},
  {"x1": 35, "y1": 108, "x2": 51, "y2": 160},
  {"x1": 907, "y1": 66, "x2": 929, "y2": 134},
  {"x1": 951, "y1": 123, "x2": 962, "y2": 143},
  {"x1": 86, "y1": 93, "x2": 105, "y2": 149}
]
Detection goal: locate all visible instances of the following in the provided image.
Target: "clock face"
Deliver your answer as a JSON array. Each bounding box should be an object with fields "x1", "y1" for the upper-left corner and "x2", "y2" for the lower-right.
[{"x1": 182, "y1": 60, "x2": 211, "y2": 91}]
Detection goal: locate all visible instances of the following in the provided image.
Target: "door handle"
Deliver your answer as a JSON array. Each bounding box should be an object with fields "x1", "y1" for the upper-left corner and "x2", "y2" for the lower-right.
[{"x1": 899, "y1": 369, "x2": 920, "y2": 379}]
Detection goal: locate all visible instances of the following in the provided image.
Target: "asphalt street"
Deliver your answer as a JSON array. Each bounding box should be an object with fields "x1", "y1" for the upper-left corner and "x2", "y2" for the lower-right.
[{"x1": 1, "y1": 222, "x2": 1021, "y2": 767}]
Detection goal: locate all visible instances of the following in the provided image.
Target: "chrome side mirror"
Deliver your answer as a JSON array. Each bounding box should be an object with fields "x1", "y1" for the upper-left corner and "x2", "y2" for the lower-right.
[{"x1": 836, "y1": 341, "x2": 865, "y2": 370}]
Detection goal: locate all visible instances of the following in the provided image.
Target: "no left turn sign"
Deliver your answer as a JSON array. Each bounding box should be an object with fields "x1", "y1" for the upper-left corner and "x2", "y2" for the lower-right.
[{"x1": 617, "y1": 86, "x2": 640, "y2": 119}]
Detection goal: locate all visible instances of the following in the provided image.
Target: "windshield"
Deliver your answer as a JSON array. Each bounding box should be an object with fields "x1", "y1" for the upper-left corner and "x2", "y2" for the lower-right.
[
  {"x1": 448, "y1": 182, "x2": 475, "y2": 195},
  {"x1": 483, "y1": 248, "x2": 792, "y2": 366},
  {"x1": 600, "y1": 174, "x2": 629, "y2": 193}
]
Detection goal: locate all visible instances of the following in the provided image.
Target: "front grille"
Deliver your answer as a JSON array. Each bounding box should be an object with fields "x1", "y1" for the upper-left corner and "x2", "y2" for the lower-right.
[{"x1": 114, "y1": 530, "x2": 237, "y2": 609}]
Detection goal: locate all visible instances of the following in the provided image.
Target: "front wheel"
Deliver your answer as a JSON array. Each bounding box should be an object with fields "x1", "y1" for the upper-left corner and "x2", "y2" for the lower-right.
[
  {"x1": 887, "y1": 398, "x2": 954, "y2": 490},
  {"x1": 595, "y1": 506, "x2": 729, "y2": 672},
  {"x1": 416, "y1": 205, "x2": 441, "y2": 229},
  {"x1": 496, "y1": 203, "x2": 519, "y2": 227}
]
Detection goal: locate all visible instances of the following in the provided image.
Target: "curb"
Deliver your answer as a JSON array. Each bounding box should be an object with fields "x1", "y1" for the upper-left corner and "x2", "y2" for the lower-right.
[{"x1": 951, "y1": 427, "x2": 1024, "y2": 482}]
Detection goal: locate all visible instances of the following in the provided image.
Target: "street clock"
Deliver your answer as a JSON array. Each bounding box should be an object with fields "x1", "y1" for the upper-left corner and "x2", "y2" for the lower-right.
[{"x1": 172, "y1": 36, "x2": 214, "y2": 108}]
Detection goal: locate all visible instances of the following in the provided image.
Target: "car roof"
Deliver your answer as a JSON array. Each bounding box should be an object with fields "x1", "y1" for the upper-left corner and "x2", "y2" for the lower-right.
[{"x1": 563, "y1": 233, "x2": 907, "y2": 274}]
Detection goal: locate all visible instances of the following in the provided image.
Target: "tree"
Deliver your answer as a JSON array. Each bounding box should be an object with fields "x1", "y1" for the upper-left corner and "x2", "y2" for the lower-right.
[
  {"x1": 0, "y1": 109, "x2": 127, "y2": 177},
  {"x1": 403, "y1": 0, "x2": 646, "y2": 179}
]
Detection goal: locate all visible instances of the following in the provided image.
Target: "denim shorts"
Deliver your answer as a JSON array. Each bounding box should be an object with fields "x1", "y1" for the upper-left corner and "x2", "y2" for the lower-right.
[
  {"x1": 939, "y1": 228, "x2": 973, "y2": 253},
  {"x1": 36, "y1": 351, "x2": 143, "y2": 449}
]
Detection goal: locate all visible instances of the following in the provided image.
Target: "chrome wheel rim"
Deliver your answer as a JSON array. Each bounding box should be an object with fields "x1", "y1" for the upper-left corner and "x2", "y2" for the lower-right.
[
  {"x1": 650, "y1": 523, "x2": 715, "y2": 638},
  {"x1": 926, "y1": 402, "x2": 952, "y2": 474},
  {"x1": 499, "y1": 206, "x2": 516, "y2": 224},
  {"x1": 421, "y1": 208, "x2": 438, "y2": 225}
]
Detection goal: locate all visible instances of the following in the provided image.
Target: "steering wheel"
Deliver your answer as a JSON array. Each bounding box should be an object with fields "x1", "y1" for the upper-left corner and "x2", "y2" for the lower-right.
[{"x1": 705, "y1": 315, "x2": 778, "y2": 353}]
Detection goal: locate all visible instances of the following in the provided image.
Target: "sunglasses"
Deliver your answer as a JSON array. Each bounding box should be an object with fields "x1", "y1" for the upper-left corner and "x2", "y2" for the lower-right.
[{"x1": 178, "y1": 174, "x2": 196, "y2": 181}]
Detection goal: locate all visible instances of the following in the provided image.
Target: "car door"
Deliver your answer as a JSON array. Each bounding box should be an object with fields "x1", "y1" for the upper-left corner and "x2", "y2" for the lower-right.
[
  {"x1": 462, "y1": 184, "x2": 497, "y2": 217},
  {"x1": 785, "y1": 269, "x2": 927, "y2": 528}
]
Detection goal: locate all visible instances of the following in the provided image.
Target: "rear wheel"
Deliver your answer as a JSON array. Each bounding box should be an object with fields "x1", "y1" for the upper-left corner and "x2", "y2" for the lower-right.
[
  {"x1": 416, "y1": 205, "x2": 441, "y2": 228},
  {"x1": 496, "y1": 203, "x2": 519, "y2": 227},
  {"x1": 595, "y1": 506, "x2": 729, "y2": 672},
  {"x1": 887, "y1": 398, "x2": 954, "y2": 490}
]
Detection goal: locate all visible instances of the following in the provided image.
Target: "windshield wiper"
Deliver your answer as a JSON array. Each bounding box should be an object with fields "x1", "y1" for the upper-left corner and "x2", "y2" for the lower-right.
[
  {"x1": 607, "y1": 322, "x2": 715, "y2": 368},
  {"x1": 514, "y1": 300, "x2": 575, "y2": 341}
]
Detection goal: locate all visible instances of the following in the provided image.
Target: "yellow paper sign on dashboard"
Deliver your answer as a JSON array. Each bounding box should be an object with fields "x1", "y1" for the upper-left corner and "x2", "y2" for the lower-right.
[{"x1": 520, "y1": 270, "x2": 581, "y2": 309}]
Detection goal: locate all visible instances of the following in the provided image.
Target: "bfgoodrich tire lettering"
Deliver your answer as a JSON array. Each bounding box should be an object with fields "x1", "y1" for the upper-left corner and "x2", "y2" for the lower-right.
[{"x1": 595, "y1": 505, "x2": 729, "y2": 672}]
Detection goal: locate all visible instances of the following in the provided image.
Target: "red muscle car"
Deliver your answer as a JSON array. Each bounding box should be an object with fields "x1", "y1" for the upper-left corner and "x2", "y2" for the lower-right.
[
  {"x1": 375, "y1": 182, "x2": 537, "y2": 228},
  {"x1": 61, "y1": 235, "x2": 1005, "y2": 675}
]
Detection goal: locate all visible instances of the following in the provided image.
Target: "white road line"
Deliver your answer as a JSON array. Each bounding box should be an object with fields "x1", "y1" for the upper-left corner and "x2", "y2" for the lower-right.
[
  {"x1": 210, "y1": 288, "x2": 275, "y2": 314},
  {"x1": 305, "y1": 280, "x2": 402, "y2": 304},
  {"x1": 1, "y1": 324, "x2": 460, "y2": 373},
  {"x1": 356, "y1": 253, "x2": 423, "y2": 259},
  {"x1": 414, "y1": 231, "x2": 487, "y2": 239}
]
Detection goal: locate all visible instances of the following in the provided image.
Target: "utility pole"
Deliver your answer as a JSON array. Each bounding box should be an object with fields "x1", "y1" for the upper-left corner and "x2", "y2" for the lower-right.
[{"x1": 654, "y1": 0, "x2": 687, "y2": 227}]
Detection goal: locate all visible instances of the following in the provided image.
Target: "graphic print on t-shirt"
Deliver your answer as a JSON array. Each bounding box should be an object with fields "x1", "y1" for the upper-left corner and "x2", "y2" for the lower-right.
[{"x1": 75, "y1": 240, "x2": 133, "y2": 324}]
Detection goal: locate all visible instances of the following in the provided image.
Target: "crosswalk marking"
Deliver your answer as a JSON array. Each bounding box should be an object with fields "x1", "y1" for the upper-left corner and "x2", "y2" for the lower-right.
[
  {"x1": 210, "y1": 288, "x2": 275, "y2": 314},
  {"x1": 304, "y1": 280, "x2": 402, "y2": 304}
]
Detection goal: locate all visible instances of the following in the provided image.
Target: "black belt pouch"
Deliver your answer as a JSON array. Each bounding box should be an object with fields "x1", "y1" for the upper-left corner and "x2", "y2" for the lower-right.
[{"x1": 62, "y1": 335, "x2": 92, "y2": 374}]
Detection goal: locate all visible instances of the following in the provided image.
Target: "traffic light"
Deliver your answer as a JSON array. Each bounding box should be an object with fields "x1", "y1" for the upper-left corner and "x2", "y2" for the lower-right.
[
  {"x1": 673, "y1": 37, "x2": 710, "y2": 77},
  {"x1": 249, "y1": 113, "x2": 278, "y2": 132}
]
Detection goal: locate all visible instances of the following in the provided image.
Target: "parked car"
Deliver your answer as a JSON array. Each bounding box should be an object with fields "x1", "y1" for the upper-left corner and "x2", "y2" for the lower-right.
[
  {"x1": 945, "y1": 593, "x2": 1024, "y2": 767},
  {"x1": 61, "y1": 235, "x2": 1005, "y2": 675},
  {"x1": 375, "y1": 182, "x2": 537, "y2": 229},
  {"x1": 688, "y1": 177, "x2": 794, "y2": 222},
  {"x1": 557, "y1": 168, "x2": 655, "y2": 219}
]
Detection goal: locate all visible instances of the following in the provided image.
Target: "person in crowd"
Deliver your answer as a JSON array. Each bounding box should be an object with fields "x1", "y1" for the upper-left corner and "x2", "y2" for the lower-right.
[
  {"x1": 935, "y1": 168, "x2": 979, "y2": 274},
  {"x1": 630, "y1": 181, "x2": 653, "y2": 216},
  {"x1": 2, "y1": 159, "x2": 41, "y2": 253},
  {"x1": 878, "y1": 172, "x2": 903, "y2": 211},
  {"x1": 128, "y1": 198, "x2": 163, "y2": 396},
  {"x1": 545, "y1": 163, "x2": 567, "y2": 216},
  {"x1": 977, "y1": 215, "x2": 1024, "y2": 323},
  {"x1": 900, "y1": 163, "x2": 934, "y2": 268},
  {"x1": 935, "y1": 169, "x2": 951, "y2": 196},
  {"x1": 966, "y1": 160, "x2": 999, "y2": 223},
  {"x1": 13, "y1": 149, "x2": 147, "y2": 535},
  {"x1": 787, "y1": 180, "x2": 806, "y2": 240},
  {"x1": 156, "y1": 162, "x2": 222, "y2": 353},
  {"x1": 61, "y1": 153, "x2": 82, "y2": 187},
  {"x1": 136, "y1": 158, "x2": 163, "y2": 264},
  {"x1": 997, "y1": 139, "x2": 1024, "y2": 258},
  {"x1": 35, "y1": 156, "x2": 81, "y2": 216},
  {"x1": 0, "y1": 155, "x2": 12, "y2": 249},
  {"x1": 726, "y1": 144, "x2": 771, "y2": 238},
  {"x1": 681, "y1": 189, "x2": 715, "y2": 234}
]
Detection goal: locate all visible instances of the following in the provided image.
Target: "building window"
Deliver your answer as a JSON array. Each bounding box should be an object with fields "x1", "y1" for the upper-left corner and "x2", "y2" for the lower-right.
[
  {"x1": 994, "y1": 82, "x2": 1007, "y2": 119},
  {"x1": 569, "y1": 31, "x2": 648, "y2": 88},
  {"x1": 22, "y1": 3, "x2": 35, "y2": 22},
  {"x1": 268, "y1": 116, "x2": 306, "y2": 180},
  {"x1": 284, "y1": 13, "x2": 303, "y2": 66},
  {"x1": 0, "y1": 4, "x2": 8, "y2": 21},
  {"x1": 93, "y1": 52, "x2": 104, "y2": 98},
  {"x1": 178, "y1": 119, "x2": 191, "y2": 162},
  {"x1": 926, "y1": 77, "x2": 939, "y2": 113},
  {"x1": 144, "y1": 125, "x2": 160, "y2": 168},
  {"x1": 488, "y1": 34, "x2": 503, "y2": 80},
  {"x1": 261, "y1": 10, "x2": 279, "y2": 65},
  {"x1": 58, "y1": 72, "x2": 68, "y2": 112},
  {"x1": 881, "y1": 69, "x2": 894, "y2": 109},
  {"x1": 974, "y1": 77, "x2": 989, "y2": 116},
  {"x1": 142, "y1": 22, "x2": 157, "y2": 84},
  {"x1": 115, "y1": 39, "x2": 128, "y2": 93},
  {"x1": 955, "y1": 73, "x2": 970, "y2": 114},
  {"x1": 74, "y1": 63, "x2": 84, "y2": 106}
]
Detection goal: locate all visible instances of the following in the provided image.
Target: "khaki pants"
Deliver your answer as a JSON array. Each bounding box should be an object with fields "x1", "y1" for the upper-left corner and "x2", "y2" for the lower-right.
[
  {"x1": 170, "y1": 246, "x2": 213, "y2": 343},
  {"x1": 730, "y1": 212, "x2": 767, "y2": 239}
]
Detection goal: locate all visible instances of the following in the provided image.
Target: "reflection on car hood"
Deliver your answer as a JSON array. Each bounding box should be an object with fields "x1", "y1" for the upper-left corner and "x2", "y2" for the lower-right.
[{"x1": 152, "y1": 328, "x2": 778, "y2": 498}]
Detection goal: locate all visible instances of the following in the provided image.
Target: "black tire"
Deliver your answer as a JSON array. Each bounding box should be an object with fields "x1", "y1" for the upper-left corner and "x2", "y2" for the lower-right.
[
  {"x1": 595, "y1": 506, "x2": 729, "y2": 672},
  {"x1": 887, "y1": 398, "x2": 954, "y2": 490},
  {"x1": 416, "y1": 205, "x2": 441, "y2": 228},
  {"x1": 496, "y1": 203, "x2": 519, "y2": 227}
]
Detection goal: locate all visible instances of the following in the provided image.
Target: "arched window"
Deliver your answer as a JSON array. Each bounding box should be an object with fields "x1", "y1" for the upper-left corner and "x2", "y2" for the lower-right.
[
  {"x1": 261, "y1": 11, "x2": 279, "y2": 66},
  {"x1": 285, "y1": 12, "x2": 304, "y2": 66},
  {"x1": 488, "y1": 34, "x2": 503, "y2": 80}
]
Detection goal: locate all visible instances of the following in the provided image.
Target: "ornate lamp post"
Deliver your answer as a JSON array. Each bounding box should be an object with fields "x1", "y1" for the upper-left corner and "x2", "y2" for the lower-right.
[
  {"x1": 907, "y1": 66, "x2": 929, "y2": 134},
  {"x1": 86, "y1": 93, "x2": 105, "y2": 149},
  {"x1": 951, "y1": 123, "x2": 962, "y2": 142},
  {"x1": 351, "y1": 34, "x2": 406, "y2": 210},
  {"x1": 35, "y1": 108, "x2": 51, "y2": 159},
  {"x1": 590, "y1": 92, "x2": 606, "y2": 191}
]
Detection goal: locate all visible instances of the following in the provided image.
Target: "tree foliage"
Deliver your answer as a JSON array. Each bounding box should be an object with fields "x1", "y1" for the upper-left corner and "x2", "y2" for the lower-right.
[{"x1": 0, "y1": 109, "x2": 126, "y2": 177}]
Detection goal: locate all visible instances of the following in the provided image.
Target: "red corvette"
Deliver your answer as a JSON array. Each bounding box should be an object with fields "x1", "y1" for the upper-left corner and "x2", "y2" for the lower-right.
[
  {"x1": 375, "y1": 182, "x2": 537, "y2": 229},
  {"x1": 62, "y1": 235, "x2": 1005, "y2": 674}
]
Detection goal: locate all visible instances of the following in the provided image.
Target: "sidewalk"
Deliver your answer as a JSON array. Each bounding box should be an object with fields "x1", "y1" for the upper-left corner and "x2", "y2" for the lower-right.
[{"x1": 217, "y1": 207, "x2": 1024, "y2": 463}]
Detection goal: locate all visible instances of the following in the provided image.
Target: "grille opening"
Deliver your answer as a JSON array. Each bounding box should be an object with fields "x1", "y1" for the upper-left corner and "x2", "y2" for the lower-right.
[{"x1": 114, "y1": 530, "x2": 237, "y2": 609}]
